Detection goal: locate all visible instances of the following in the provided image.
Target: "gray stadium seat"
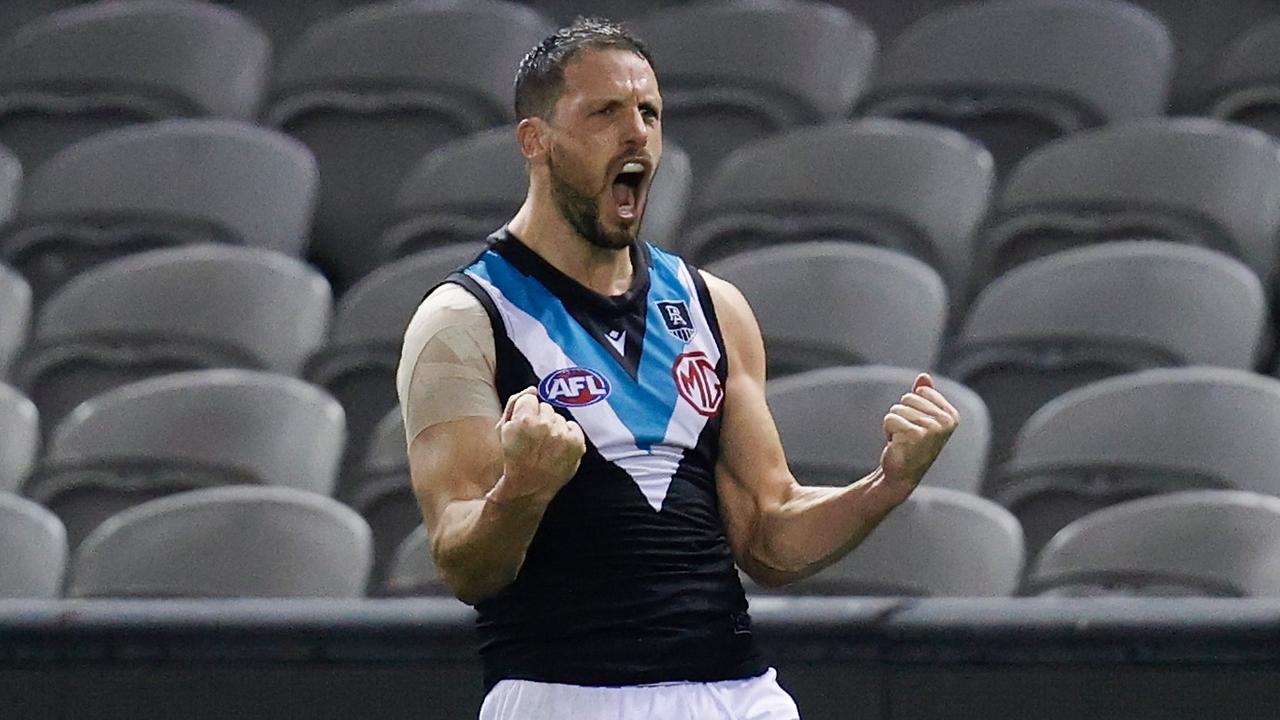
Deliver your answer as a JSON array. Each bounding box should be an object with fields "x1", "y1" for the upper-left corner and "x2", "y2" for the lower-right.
[
  {"x1": 859, "y1": 0, "x2": 1172, "y2": 176},
  {"x1": 998, "y1": 368, "x2": 1280, "y2": 559},
  {"x1": 68, "y1": 485, "x2": 372, "y2": 598},
  {"x1": 980, "y1": 118, "x2": 1280, "y2": 286},
  {"x1": 706, "y1": 242, "x2": 947, "y2": 376},
  {"x1": 628, "y1": 0, "x2": 878, "y2": 179},
  {"x1": 0, "y1": 492, "x2": 67, "y2": 598},
  {"x1": 264, "y1": 0, "x2": 553, "y2": 290},
  {"x1": 1028, "y1": 490, "x2": 1280, "y2": 597},
  {"x1": 348, "y1": 406, "x2": 419, "y2": 589},
  {"x1": 949, "y1": 242, "x2": 1266, "y2": 469},
  {"x1": 384, "y1": 525, "x2": 450, "y2": 597},
  {"x1": 0, "y1": 383, "x2": 38, "y2": 493},
  {"x1": 28, "y1": 369, "x2": 345, "y2": 548},
  {"x1": 0, "y1": 262, "x2": 31, "y2": 379},
  {"x1": 1200, "y1": 18, "x2": 1280, "y2": 138},
  {"x1": 306, "y1": 245, "x2": 480, "y2": 501},
  {"x1": 0, "y1": 119, "x2": 318, "y2": 304},
  {"x1": 383, "y1": 127, "x2": 692, "y2": 257},
  {"x1": 678, "y1": 119, "x2": 993, "y2": 295},
  {"x1": 0, "y1": 143, "x2": 20, "y2": 225},
  {"x1": 0, "y1": 0, "x2": 269, "y2": 170},
  {"x1": 745, "y1": 486, "x2": 1024, "y2": 597},
  {"x1": 16, "y1": 245, "x2": 332, "y2": 438},
  {"x1": 768, "y1": 366, "x2": 989, "y2": 493}
]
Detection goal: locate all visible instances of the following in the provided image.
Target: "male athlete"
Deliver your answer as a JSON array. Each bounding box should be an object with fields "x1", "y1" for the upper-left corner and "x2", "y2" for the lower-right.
[{"x1": 397, "y1": 18, "x2": 960, "y2": 719}]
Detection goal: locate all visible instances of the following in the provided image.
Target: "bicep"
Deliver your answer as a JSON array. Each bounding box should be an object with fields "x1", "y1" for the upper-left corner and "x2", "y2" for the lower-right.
[{"x1": 408, "y1": 416, "x2": 504, "y2": 535}]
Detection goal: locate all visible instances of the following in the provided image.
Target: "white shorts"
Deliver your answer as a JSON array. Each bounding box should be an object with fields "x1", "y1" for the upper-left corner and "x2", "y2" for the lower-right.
[{"x1": 479, "y1": 668, "x2": 801, "y2": 720}]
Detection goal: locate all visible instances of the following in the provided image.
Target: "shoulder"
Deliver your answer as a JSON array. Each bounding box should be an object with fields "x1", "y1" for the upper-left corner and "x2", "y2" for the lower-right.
[
  {"x1": 397, "y1": 283, "x2": 494, "y2": 395},
  {"x1": 697, "y1": 268, "x2": 758, "y2": 339}
]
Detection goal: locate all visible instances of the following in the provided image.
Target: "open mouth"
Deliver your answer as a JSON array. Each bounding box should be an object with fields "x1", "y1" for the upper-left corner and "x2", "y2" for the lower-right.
[{"x1": 610, "y1": 161, "x2": 647, "y2": 221}]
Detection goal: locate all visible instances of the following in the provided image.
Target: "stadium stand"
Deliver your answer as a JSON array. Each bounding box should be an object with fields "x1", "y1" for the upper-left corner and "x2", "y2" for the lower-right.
[
  {"x1": 628, "y1": 0, "x2": 878, "y2": 179},
  {"x1": 14, "y1": 244, "x2": 332, "y2": 438},
  {"x1": 264, "y1": 0, "x2": 553, "y2": 290},
  {"x1": 678, "y1": 119, "x2": 992, "y2": 298},
  {"x1": 996, "y1": 367, "x2": 1280, "y2": 558},
  {"x1": 0, "y1": 0, "x2": 269, "y2": 170},
  {"x1": 0, "y1": 382, "x2": 38, "y2": 493},
  {"x1": 707, "y1": 242, "x2": 947, "y2": 375},
  {"x1": 1028, "y1": 490, "x2": 1280, "y2": 597},
  {"x1": 948, "y1": 241, "x2": 1267, "y2": 467},
  {"x1": 0, "y1": 262, "x2": 31, "y2": 379},
  {"x1": 349, "y1": 406, "x2": 417, "y2": 590},
  {"x1": 383, "y1": 127, "x2": 692, "y2": 258},
  {"x1": 744, "y1": 486, "x2": 1024, "y2": 596},
  {"x1": 67, "y1": 485, "x2": 372, "y2": 598},
  {"x1": 27, "y1": 369, "x2": 345, "y2": 548},
  {"x1": 0, "y1": 491, "x2": 66, "y2": 598},
  {"x1": 979, "y1": 117, "x2": 1280, "y2": 288},
  {"x1": 0, "y1": 118, "x2": 318, "y2": 305},
  {"x1": 1199, "y1": 17, "x2": 1280, "y2": 138},
  {"x1": 859, "y1": 0, "x2": 1173, "y2": 176},
  {"x1": 767, "y1": 365, "x2": 989, "y2": 492},
  {"x1": 384, "y1": 524, "x2": 449, "y2": 597}
]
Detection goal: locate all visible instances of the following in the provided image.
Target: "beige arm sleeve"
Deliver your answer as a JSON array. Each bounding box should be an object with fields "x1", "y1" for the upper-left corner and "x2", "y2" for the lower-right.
[{"x1": 395, "y1": 283, "x2": 502, "y2": 446}]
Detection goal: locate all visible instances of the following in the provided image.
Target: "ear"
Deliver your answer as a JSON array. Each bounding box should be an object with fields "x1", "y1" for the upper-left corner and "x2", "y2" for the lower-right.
[{"x1": 516, "y1": 117, "x2": 547, "y2": 161}]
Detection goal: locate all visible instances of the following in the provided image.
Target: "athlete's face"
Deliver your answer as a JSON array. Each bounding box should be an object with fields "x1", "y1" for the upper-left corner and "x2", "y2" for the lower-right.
[{"x1": 541, "y1": 48, "x2": 663, "y2": 250}]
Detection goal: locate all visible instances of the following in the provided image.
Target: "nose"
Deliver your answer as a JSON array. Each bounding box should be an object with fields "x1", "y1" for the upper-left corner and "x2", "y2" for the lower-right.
[{"x1": 619, "y1": 106, "x2": 649, "y2": 149}]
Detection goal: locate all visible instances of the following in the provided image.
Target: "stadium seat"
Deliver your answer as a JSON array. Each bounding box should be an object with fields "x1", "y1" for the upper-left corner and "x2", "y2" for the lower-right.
[
  {"x1": 997, "y1": 368, "x2": 1280, "y2": 558},
  {"x1": 307, "y1": 245, "x2": 481, "y2": 498},
  {"x1": 745, "y1": 486, "x2": 1024, "y2": 597},
  {"x1": 859, "y1": 0, "x2": 1172, "y2": 176},
  {"x1": 382, "y1": 127, "x2": 692, "y2": 258},
  {"x1": 384, "y1": 525, "x2": 450, "y2": 597},
  {"x1": 0, "y1": 119, "x2": 318, "y2": 305},
  {"x1": 1027, "y1": 490, "x2": 1280, "y2": 597},
  {"x1": 678, "y1": 119, "x2": 993, "y2": 296},
  {"x1": 978, "y1": 118, "x2": 1280, "y2": 287},
  {"x1": 0, "y1": 492, "x2": 66, "y2": 598},
  {"x1": 0, "y1": 0, "x2": 269, "y2": 170},
  {"x1": 948, "y1": 242, "x2": 1266, "y2": 469},
  {"x1": 68, "y1": 485, "x2": 371, "y2": 598},
  {"x1": 347, "y1": 406, "x2": 418, "y2": 589},
  {"x1": 28, "y1": 369, "x2": 345, "y2": 548},
  {"x1": 15, "y1": 245, "x2": 332, "y2": 438},
  {"x1": 706, "y1": 242, "x2": 947, "y2": 376},
  {"x1": 0, "y1": 262, "x2": 31, "y2": 379},
  {"x1": 628, "y1": 0, "x2": 878, "y2": 179},
  {"x1": 768, "y1": 366, "x2": 989, "y2": 493},
  {"x1": 1200, "y1": 18, "x2": 1280, "y2": 138},
  {"x1": 264, "y1": 0, "x2": 553, "y2": 290},
  {"x1": 0, "y1": 383, "x2": 38, "y2": 493}
]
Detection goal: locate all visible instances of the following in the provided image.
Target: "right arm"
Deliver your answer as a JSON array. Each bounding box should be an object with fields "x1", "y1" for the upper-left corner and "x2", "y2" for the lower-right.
[{"x1": 397, "y1": 286, "x2": 583, "y2": 604}]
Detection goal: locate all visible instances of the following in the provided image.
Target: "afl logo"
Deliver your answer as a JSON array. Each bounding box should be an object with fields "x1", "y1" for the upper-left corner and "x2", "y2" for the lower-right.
[
  {"x1": 539, "y1": 366, "x2": 612, "y2": 407},
  {"x1": 673, "y1": 351, "x2": 723, "y2": 416}
]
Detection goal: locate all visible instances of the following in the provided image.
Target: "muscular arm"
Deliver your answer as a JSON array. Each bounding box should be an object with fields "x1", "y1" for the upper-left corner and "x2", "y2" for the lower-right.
[{"x1": 704, "y1": 271, "x2": 958, "y2": 587}]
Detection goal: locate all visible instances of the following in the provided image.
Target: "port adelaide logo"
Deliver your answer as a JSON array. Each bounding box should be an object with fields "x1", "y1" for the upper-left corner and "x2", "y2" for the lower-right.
[
  {"x1": 539, "y1": 366, "x2": 612, "y2": 407},
  {"x1": 657, "y1": 300, "x2": 696, "y2": 343}
]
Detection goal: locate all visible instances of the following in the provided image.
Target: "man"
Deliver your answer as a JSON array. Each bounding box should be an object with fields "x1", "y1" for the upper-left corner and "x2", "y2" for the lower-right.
[{"x1": 396, "y1": 18, "x2": 960, "y2": 720}]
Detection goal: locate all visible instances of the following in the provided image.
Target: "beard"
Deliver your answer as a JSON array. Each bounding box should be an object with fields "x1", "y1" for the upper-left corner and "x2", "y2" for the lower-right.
[{"x1": 547, "y1": 150, "x2": 638, "y2": 251}]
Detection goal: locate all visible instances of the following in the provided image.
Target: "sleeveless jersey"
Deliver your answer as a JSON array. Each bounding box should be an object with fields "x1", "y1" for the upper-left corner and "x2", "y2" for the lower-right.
[{"x1": 448, "y1": 229, "x2": 765, "y2": 690}]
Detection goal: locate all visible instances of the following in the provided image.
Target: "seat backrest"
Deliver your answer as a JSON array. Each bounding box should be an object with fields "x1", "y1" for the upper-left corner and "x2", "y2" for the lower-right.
[
  {"x1": 0, "y1": 144, "x2": 20, "y2": 227},
  {"x1": 1201, "y1": 18, "x2": 1280, "y2": 137},
  {"x1": 386, "y1": 127, "x2": 693, "y2": 255},
  {"x1": 682, "y1": 119, "x2": 993, "y2": 292},
  {"x1": 754, "y1": 487, "x2": 1024, "y2": 597},
  {"x1": 365, "y1": 405, "x2": 408, "y2": 474},
  {"x1": 0, "y1": 383, "x2": 38, "y2": 493},
  {"x1": 68, "y1": 485, "x2": 371, "y2": 598},
  {"x1": 0, "y1": 492, "x2": 67, "y2": 598},
  {"x1": 43, "y1": 369, "x2": 345, "y2": 495},
  {"x1": 984, "y1": 118, "x2": 1280, "y2": 284},
  {"x1": 0, "y1": 262, "x2": 31, "y2": 378},
  {"x1": 706, "y1": 242, "x2": 947, "y2": 374},
  {"x1": 767, "y1": 365, "x2": 989, "y2": 493},
  {"x1": 1029, "y1": 490, "x2": 1280, "y2": 597},
  {"x1": 385, "y1": 524, "x2": 449, "y2": 596}
]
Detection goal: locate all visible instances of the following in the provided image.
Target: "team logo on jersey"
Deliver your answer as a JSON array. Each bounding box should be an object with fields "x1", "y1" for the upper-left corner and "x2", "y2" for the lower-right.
[
  {"x1": 657, "y1": 300, "x2": 696, "y2": 343},
  {"x1": 539, "y1": 366, "x2": 612, "y2": 407},
  {"x1": 673, "y1": 351, "x2": 723, "y2": 416}
]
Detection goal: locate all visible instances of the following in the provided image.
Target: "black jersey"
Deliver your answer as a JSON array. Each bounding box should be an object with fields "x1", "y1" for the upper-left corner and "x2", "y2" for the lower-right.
[{"x1": 449, "y1": 229, "x2": 765, "y2": 690}]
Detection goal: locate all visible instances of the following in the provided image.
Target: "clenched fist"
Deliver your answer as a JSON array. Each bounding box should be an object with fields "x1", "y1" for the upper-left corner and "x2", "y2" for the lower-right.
[
  {"x1": 879, "y1": 373, "x2": 960, "y2": 498},
  {"x1": 491, "y1": 386, "x2": 587, "y2": 506}
]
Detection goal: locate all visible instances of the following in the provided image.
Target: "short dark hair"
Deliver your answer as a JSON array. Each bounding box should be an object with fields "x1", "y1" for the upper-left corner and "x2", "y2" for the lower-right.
[{"x1": 514, "y1": 17, "x2": 654, "y2": 121}]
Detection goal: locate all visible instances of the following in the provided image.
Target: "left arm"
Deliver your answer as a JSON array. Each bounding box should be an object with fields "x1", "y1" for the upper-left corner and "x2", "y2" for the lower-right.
[{"x1": 702, "y1": 271, "x2": 960, "y2": 587}]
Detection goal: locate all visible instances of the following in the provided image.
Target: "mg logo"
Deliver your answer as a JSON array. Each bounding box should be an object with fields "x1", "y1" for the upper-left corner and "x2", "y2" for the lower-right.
[
  {"x1": 539, "y1": 366, "x2": 612, "y2": 407},
  {"x1": 673, "y1": 351, "x2": 723, "y2": 416}
]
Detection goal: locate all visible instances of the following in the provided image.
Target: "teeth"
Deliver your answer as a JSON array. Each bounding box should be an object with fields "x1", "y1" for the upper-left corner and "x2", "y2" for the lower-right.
[{"x1": 621, "y1": 161, "x2": 644, "y2": 174}]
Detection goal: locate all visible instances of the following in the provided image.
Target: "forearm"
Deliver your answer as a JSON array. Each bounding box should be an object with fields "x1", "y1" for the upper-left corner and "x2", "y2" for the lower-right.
[{"x1": 748, "y1": 468, "x2": 909, "y2": 586}]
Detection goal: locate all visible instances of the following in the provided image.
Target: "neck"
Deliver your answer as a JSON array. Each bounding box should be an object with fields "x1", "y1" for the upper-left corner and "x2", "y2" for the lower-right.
[{"x1": 507, "y1": 190, "x2": 634, "y2": 297}]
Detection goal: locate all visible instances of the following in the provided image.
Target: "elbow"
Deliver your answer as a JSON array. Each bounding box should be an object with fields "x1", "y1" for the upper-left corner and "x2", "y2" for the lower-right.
[{"x1": 434, "y1": 551, "x2": 516, "y2": 605}]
